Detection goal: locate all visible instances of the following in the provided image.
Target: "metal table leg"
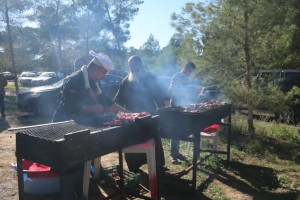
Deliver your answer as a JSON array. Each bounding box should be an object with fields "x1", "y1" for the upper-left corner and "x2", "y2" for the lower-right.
[
  {"x1": 192, "y1": 132, "x2": 200, "y2": 191},
  {"x1": 17, "y1": 157, "x2": 24, "y2": 200},
  {"x1": 82, "y1": 160, "x2": 92, "y2": 200}
]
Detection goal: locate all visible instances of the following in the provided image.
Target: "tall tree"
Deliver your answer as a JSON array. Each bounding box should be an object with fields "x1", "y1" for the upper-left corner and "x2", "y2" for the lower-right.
[
  {"x1": 72, "y1": 0, "x2": 106, "y2": 57},
  {"x1": 171, "y1": 0, "x2": 300, "y2": 138},
  {"x1": 35, "y1": 0, "x2": 78, "y2": 72},
  {"x1": 0, "y1": 0, "x2": 33, "y2": 93},
  {"x1": 100, "y1": 0, "x2": 144, "y2": 69},
  {"x1": 139, "y1": 34, "x2": 161, "y2": 71},
  {"x1": 71, "y1": 0, "x2": 143, "y2": 69},
  {"x1": 140, "y1": 34, "x2": 160, "y2": 57}
]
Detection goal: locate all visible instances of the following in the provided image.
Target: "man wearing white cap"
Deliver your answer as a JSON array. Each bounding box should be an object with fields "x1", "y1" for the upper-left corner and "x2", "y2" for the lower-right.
[
  {"x1": 53, "y1": 50, "x2": 126, "y2": 126},
  {"x1": 52, "y1": 51, "x2": 127, "y2": 199}
]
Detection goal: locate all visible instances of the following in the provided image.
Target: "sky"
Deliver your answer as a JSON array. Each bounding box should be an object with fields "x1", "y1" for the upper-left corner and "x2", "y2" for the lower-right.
[{"x1": 125, "y1": 0, "x2": 200, "y2": 49}]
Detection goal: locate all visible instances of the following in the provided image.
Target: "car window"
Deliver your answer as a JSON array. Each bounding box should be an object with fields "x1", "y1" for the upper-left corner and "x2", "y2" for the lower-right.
[
  {"x1": 40, "y1": 72, "x2": 55, "y2": 77},
  {"x1": 20, "y1": 72, "x2": 37, "y2": 77},
  {"x1": 284, "y1": 73, "x2": 300, "y2": 87}
]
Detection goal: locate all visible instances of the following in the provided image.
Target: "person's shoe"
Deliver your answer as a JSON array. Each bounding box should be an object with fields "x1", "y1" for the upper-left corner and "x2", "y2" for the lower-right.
[{"x1": 170, "y1": 156, "x2": 181, "y2": 165}]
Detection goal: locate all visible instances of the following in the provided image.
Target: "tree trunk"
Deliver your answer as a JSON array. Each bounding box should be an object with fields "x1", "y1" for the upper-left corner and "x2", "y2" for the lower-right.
[
  {"x1": 5, "y1": 0, "x2": 19, "y2": 94},
  {"x1": 58, "y1": 30, "x2": 63, "y2": 72},
  {"x1": 85, "y1": 3, "x2": 90, "y2": 57},
  {"x1": 56, "y1": 0, "x2": 63, "y2": 72},
  {"x1": 243, "y1": 0, "x2": 255, "y2": 139}
]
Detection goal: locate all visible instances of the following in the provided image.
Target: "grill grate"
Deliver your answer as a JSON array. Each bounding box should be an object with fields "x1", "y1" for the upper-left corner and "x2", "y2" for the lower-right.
[{"x1": 11, "y1": 120, "x2": 100, "y2": 141}]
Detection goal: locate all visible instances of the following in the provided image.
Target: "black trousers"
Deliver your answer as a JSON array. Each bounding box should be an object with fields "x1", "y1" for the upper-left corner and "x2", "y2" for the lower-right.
[
  {"x1": 0, "y1": 94, "x2": 5, "y2": 117},
  {"x1": 125, "y1": 139, "x2": 165, "y2": 172}
]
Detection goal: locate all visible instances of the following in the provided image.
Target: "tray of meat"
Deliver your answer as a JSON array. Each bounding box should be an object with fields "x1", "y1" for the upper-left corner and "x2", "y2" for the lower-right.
[
  {"x1": 159, "y1": 102, "x2": 231, "y2": 138},
  {"x1": 103, "y1": 112, "x2": 151, "y2": 126},
  {"x1": 160, "y1": 101, "x2": 228, "y2": 113},
  {"x1": 185, "y1": 101, "x2": 227, "y2": 111},
  {"x1": 95, "y1": 114, "x2": 117, "y2": 123}
]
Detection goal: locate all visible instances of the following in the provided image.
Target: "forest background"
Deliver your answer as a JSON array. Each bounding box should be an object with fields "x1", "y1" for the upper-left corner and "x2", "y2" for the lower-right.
[{"x1": 1, "y1": 0, "x2": 300, "y2": 137}]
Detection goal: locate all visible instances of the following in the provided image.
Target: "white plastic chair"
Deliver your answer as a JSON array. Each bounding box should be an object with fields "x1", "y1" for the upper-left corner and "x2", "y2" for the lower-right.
[
  {"x1": 187, "y1": 124, "x2": 219, "y2": 155},
  {"x1": 92, "y1": 139, "x2": 157, "y2": 199},
  {"x1": 122, "y1": 139, "x2": 157, "y2": 200}
]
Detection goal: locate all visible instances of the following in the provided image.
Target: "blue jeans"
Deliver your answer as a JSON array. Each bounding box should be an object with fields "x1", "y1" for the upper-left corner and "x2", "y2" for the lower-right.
[{"x1": 170, "y1": 139, "x2": 180, "y2": 157}]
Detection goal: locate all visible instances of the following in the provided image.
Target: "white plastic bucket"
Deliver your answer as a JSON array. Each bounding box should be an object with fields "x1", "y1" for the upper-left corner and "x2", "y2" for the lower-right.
[{"x1": 22, "y1": 160, "x2": 60, "y2": 195}]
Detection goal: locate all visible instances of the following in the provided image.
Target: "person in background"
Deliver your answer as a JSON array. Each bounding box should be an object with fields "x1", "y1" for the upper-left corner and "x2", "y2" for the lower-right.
[
  {"x1": 53, "y1": 50, "x2": 127, "y2": 126},
  {"x1": 0, "y1": 73, "x2": 7, "y2": 119},
  {"x1": 114, "y1": 55, "x2": 168, "y2": 172},
  {"x1": 74, "y1": 57, "x2": 87, "y2": 72},
  {"x1": 169, "y1": 61, "x2": 196, "y2": 164}
]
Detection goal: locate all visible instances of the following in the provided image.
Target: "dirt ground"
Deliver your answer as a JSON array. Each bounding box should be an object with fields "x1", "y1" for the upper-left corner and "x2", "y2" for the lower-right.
[{"x1": 1, "y1": 89, "x2": 300, "y2": 200}]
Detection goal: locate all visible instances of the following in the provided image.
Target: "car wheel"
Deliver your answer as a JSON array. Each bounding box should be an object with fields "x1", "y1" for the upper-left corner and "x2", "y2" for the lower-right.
[
  {"x1": 278, "y1": 106, "x2": 296, "y2": 124},
  {"x1": 38, "y1": 98, "x2": 57, "y2": 118}
]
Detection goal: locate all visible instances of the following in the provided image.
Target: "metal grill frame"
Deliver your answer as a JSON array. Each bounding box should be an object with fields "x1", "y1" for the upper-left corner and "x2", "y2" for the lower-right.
[
  {"x1": 14, "y1": 117, "x2": 158, "y2": 172},
  {"x1": 159, "y1": 104, "x2": 231, "y2": 139}
]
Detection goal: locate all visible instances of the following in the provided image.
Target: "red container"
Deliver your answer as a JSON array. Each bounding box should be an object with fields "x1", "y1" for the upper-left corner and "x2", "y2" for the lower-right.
[{"x1": 22, "y1": 160, "x2": 60, "y2": 195}]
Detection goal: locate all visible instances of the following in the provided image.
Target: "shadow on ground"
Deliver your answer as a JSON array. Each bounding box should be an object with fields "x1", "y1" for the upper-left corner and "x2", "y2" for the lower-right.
[
  {"x1": 0, "y1": 119, "x2": 10, "y2": 132},
  {"x1": 195, "y1": 160, "x2": 299, "y2": 200}
]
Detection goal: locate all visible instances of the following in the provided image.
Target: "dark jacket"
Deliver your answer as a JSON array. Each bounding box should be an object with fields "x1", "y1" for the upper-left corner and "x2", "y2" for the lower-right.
[
  {"x1": 169, "y1": 71, "x2": 194, "y2": 106},
  {"x1": 114, "y1": 70, "x2": 164, "y2": 114},
  {"x1": 114, "y1": 70, "x2": 165, "y2": 172},
  {"x1": 0, "y1": 74, "x2": 7, "y2": 96},
  {"x1": 52, "y1": 70, "x2": 113, "y2": 126}
]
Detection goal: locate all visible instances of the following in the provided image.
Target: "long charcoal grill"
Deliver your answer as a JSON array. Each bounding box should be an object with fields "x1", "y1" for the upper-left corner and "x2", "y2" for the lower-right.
[
  {"x1": 159, "y1": 104, "x2": 231, "y2": 138},
  {"x1": 158, "y1": 104, "x2": 232, "y2": 192},
  {"x1": 12, "y1": 117, "x2": 158, "y2": 200}
]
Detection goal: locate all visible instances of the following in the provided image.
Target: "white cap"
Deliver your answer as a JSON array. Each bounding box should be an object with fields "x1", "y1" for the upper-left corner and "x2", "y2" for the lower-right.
[{"x1": 89, "y1": 50, "x2": 114, "y2": 71}]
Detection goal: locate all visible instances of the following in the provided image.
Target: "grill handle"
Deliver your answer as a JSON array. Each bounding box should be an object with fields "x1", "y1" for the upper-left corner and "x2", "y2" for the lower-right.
[{"x1": 64, "y1": 129, "x2": 90, "y2": 140}]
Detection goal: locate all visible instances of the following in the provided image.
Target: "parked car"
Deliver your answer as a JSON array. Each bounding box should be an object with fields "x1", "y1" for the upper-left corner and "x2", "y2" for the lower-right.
[
  {"x1": 254, "y1": 69, "x2": 300, "y2": 123},
  {"x1": 18, "y1": 71, "x2": 38, "y2": 87},
  {"x1": 199, "y1": 84, "x2": 223, "y2": 102},
  {"x1": 99, "y1": 74, "x2": 123, "y2": 99},
  {"x1": 107, "y1": 69, "x2": 128, "y2": 78},
  {"x1": 17, "y1": 74, "x2": 123, "y2": 117},
  {"x1": 254, "y1": 69, "x2": 300, "y2": 92},
  {"x1": 2, "y1": 71, "x2": 15, "y2": 80},
  {"x1": 31, "y1": 72, "x2": 64, "y2": 87},
  {"x1": 17, "y1": 79, "x2": 63, "y2": 117},
  {"x1": 235, "y1": 69, "x2": 300, "y2": 124}
]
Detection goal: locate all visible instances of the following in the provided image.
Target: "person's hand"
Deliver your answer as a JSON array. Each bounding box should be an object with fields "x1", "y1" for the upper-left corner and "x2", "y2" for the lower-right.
[
  {"x1": 109, "y1": 103, "x2": 128, "y2": 113},
  {"x1": 82, "y1": 104, "x2": 105, "y2": 114},
  {"x1": 93, "y1": 104, "x2": 105, "y2": 113}
]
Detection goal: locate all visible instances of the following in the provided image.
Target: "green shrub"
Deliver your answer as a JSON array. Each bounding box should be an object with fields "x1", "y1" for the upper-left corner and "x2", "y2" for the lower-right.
[{"x1": 231, "y1": 114, "x2": 300, "y2": 161}]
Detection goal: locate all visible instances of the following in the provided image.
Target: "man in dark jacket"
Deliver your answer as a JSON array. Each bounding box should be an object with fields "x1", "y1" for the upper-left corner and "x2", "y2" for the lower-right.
[
  {"x1": 53, "y1": 50, "x2": 126, "y2": 126},
  {"x1": 169, "y1": 61, "x2": 196, "y2": 164},
  {"x1": 0, "y1": 73, "x2": 7, "y2": 119},
  {"x1": 114, "y1": 55, "x2": 167, "y2": 172}
]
